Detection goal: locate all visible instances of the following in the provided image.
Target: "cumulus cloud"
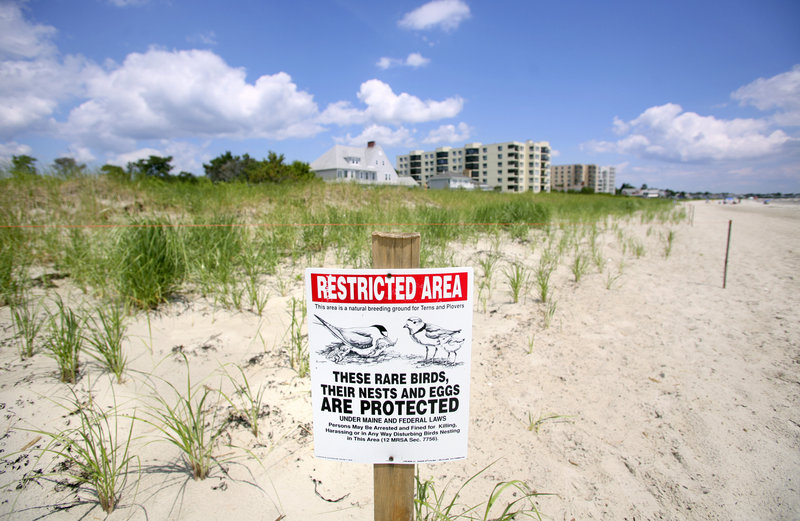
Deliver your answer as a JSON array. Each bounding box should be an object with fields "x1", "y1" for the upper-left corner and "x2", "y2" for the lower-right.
[
  {"x1": 335, "y1": 125, "x2": 415, "y2": 147},
  {"x1": 731, "y1": 64, "x2": 800, "y2": 126},
  {"x1": 320, "y1": 79, "x2": 463, "y2": 126},
  {"x1": 377, "y1": 52, "x2": 430, "y2": 70},
  {"x1": 399, "y1": 0, "x2": 471, "y2": 32},
  {"x1": 587, "y1": 103, "x2": 793, "y2": 162},
  {"x1": 0, "y1": 4, "x2": 99, "y2": 139},
  {"x1": 1, "y1": 5, "x2": 469, "y2": 168},
  {"x1": 0, "y1": 3, "x2": 57, "y2": 59},
  {"x1": 0, "y1": 141, "x2": 32, "y2": 160},
  {"x1": 107, "y1": 140, "x2": 206, "y2": 174},
  {"x1": 62, "y1": 48, "x2": 322, "y2": 151},
  {"x1": 423, "y1": 122, "x2": 471, "y2": 144}
]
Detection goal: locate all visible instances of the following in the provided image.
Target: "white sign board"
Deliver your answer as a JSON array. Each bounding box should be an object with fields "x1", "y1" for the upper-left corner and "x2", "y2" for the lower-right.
[{"x1": 305, "y1": 267, "x2": 473, "y2": 464}]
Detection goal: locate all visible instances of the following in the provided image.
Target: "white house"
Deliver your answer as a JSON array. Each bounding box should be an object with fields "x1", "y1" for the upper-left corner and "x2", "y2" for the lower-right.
[{"x1": 310, "y1": 141, "x2": 417, "y2": 186}]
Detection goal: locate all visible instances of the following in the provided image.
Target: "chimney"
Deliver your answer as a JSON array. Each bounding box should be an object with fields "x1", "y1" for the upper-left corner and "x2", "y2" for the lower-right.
[{"x1": 367, "y1": 141, "x2": 375, "y2": 148}]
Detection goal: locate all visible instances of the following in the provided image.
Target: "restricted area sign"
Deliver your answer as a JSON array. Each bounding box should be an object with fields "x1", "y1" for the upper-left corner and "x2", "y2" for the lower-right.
[{"x1": 305, "y1": 267, "x2": 473, "y2": 464}]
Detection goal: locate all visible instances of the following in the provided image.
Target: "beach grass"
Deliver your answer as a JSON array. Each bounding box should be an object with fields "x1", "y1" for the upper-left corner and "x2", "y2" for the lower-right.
[
  {"x1": 24, "y1": 387, "x2": 137, "y2": 514},
  {"x1": 415, "y1": 463, "x2": 544, "y2": 520},
  {"x1": 45, "y1": 297, "x2": 83, "y2": 383},
  {"x1": 0, "y1": 173, "x2": 676, "y2": 313},
  {"x1": 86, "y1": 302, "x2": 128, "y2": 383},
  {"x1": 142, "y1": 355, "x2": 225, "y2": 480},
  {"x1": 11, "y1": 295, "x2": 45, "y2": 360}
]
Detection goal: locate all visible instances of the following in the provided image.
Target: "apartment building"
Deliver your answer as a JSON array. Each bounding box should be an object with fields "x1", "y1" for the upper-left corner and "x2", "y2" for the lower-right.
[
  {"x1": 551, "y1": 164, "x2": 616, "y2": 194},
  {"x1": 396, "y1": 140, "x2": 551, "y2": 193}
]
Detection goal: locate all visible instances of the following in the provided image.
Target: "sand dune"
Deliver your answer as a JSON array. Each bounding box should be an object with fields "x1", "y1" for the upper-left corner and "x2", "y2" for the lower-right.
[{"x1": 1, "y1": 200, "x2": 798, "y2": 520}]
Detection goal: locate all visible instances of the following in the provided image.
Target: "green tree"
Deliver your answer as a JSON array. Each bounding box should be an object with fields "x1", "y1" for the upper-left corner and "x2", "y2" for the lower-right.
[
  {"x1": 203, "y1": 151, "x2": 255, "y2": 182},
  {"x1": 176, "y1": 171, "x2": 198, "y2": 183},
  {"x1": 11, "y1": 155, "x2": 37, "y2": 178},
  {"x1": 52, "y1": 157, "x2": 86, "y2": 178},
  {"x1": 128, "y1": 155, "x2": 173, "y2": 180},
  {"x1": 203, "y1": 150, "x2": 313, "y2": 184}
]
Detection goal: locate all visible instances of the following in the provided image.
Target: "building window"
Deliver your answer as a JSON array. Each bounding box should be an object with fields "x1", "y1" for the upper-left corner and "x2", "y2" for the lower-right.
[{"x1": 498, "y1": 154, "x2": 502, "y2": 159}]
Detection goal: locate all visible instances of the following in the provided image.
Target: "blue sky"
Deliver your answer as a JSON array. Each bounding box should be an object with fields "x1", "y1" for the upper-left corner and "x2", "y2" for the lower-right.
[{"x1": 1, "y1": 0, "x2": 798, "y2": 192}]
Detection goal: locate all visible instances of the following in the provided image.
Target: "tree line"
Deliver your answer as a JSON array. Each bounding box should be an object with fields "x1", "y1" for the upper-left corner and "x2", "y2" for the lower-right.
[{"x1": 1, "y1": 151, "x2": 315, "y2": 184}]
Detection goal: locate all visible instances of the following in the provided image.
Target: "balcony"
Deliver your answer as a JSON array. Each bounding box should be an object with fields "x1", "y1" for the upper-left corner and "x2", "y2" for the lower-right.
[{"x1": 436, "y1": 151, "x2": 449, "y2": 158}]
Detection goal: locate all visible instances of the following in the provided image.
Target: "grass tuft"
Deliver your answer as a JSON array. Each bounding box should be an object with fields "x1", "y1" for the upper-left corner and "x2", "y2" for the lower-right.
[
  {"x1": 115, "y1": 221, "x2": 184, "y2": 309},
  {"x1": 415, "y1": 462, "x2": 545, "y2": 520},
  {"x1": 286, "y1": 297, "x2": 309, "y2": 377},
  {"x1": 11, "y1": 296, "x2": 45, "y2": 359},
  {"x1": 221, "y1": 364, "x2": 268, "y2": 438},
  {"x1": 86, "y1": 302, "x2": 128, "y2": 383},
  {"x1": 45, "y1": 297, "x2": 83, "y2": 383},
  {"x1": 143, "y1": 354, "x2": 225, "y2": 480},
  {"x1": 24, "y1": 387, "x2": 136, "y2": 514}
]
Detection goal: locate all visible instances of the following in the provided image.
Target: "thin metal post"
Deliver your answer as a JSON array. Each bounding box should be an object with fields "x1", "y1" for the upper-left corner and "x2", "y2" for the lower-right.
[{"x1": 723, "y1": 220, "x2": 732, "y2": 289}]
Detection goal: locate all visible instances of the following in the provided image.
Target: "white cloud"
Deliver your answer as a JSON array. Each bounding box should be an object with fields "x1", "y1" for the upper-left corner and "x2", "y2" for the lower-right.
[
  {"x1": 423, "y1": 122, "x2": 471, "y2": 144},
  {"x1": 106, "y1": 141, "x2": 206, "y2": 174},
  {"x1": 187, "y1": 31, "x2": 218, "y2": 46},
  {"x1": 588, "y1": 103, "x2": 793, "y2": 162},
  {"x1": 0, "y1": 3, "x2": 57, "y2": 59},
  {"x1": 62, "y1": 48, "x2": 323, "y2": 151},
  {"x1": 376, "y1": 52, "x2": 430, "y2": 70},
  {"x1": 399, "y1": 0, "x2": 471, "y2": 32},
  {"x1": 405, "y1": 53, "x2": 430, "y2": 67},
  {"x1": 335, "y1": 125, "x2": 415, "y2": 147},
  {"x1": 0, "y1": 4, "x2": 99, "y2": 139},
  {"x1": 107, "y1": 0, "x2": 149, "y2": 7},
  {"x1": 376, "y1": 57, "x2": 394, "y2": 70},
  {"x1": 1, "y1": 6, "x2": 469, "y2": 169},
  {"x1": 321, "y1": 79, "x2": 463, "y2": 126},
  {"x1": 0, "y1": 141, "x2": 32, "y2": 161},
  {"x1": 731, "y1": 64, "x2": 800, "y2": 126}
]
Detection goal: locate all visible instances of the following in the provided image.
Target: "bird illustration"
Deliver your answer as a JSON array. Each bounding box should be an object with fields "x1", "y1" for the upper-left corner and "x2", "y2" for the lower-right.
[
  {"x1": 314, "y1": 314, "x2": 396, "y2": 362},
  {"x1": 403, "y1": 317, "x2": 463, "y2": 362}
]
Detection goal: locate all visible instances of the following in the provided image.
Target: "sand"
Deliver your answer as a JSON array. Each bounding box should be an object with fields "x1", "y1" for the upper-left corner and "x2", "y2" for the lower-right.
[{"x1": 0, "y1": 200, "x2": 798, "y2": 520}]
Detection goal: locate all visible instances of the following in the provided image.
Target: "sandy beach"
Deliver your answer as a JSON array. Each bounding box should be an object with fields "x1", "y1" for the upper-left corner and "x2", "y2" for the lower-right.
[{"x1": 1, "y1": 199, "x2": 798, "y2": 520}]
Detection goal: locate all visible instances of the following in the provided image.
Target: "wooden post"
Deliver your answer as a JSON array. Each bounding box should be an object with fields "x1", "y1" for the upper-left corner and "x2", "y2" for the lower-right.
[
  {"x1": 371, "y1": 231, "x2": 419, "y2": 521},
  {"x1": 723, "y1": 220, "x2": 732, "y2": 289}
]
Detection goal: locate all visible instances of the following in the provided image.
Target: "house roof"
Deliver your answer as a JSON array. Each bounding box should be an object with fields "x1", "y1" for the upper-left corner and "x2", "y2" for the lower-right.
[{"x1": 310, "y1": 143, "x2": 392, "y2": 173}]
